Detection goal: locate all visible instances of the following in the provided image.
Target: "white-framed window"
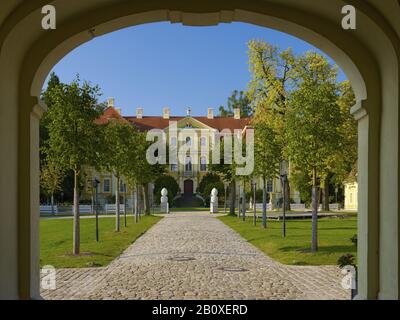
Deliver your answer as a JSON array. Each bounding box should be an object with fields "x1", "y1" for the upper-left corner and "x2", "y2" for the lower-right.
[
  {"x1": 170, "y1": 137, "x2": 177, "y2": 147},
  {"x1": 186, "y1": 136, "x2": 192, "y2": 146},
  {"x1": 350, "y1": 193, "x2": 353, "y2": 204},
  {"x1": 200, "y1": 156, "x2": 207, "y2": 172},
  {"x1": 170, "y1": 164, "x2": 178, "y2": 172},
  {"x1": 103, "y1": 178, "x2": 111, "y2": 193},
  {"x1": 200, "y1": 137, "x2": 207, "y2": 147},
  {"x1": 266, "y1": 180, "x2": 273, "y2": 193}
]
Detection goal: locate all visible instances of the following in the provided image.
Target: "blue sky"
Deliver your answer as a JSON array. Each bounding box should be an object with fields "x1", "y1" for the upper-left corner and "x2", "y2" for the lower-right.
[{"x1": 47, "y1": 22, "x2": 346, "y2": 116}]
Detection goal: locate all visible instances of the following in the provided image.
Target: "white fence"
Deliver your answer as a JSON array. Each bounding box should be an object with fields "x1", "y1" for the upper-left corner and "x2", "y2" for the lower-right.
[
  {"x1": 79, "y1": 205, "x2": 93, "y2": 214},
  {"x1": 105, "y1": 204, "x2": 126, "y2": 214},
  {"x1": 254, "y1": 203, "x2": 272, "y2": 211},
  {"x1": 40, "y1": 205, "x2": 58, "y2": 214},
  {"x1": 318, "y1": 203, "x2": 340, "y2": 211},
  {"x1": 290, "y1": 203, "x2": 306, "y2": 211},
  {"x1": 251, "y1": 203, "x2": 306, "y2": 211}
]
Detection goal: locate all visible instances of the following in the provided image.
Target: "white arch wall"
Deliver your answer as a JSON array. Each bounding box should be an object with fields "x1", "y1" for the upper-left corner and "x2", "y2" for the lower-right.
[{"x1": 0, "y1": 0, "x2": 399, "y2": 300}]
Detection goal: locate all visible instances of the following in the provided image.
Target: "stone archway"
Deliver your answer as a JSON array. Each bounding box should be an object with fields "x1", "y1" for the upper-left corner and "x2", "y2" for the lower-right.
[{"x1": 0, "y1": 0, "x2": 399, "y2": 300}]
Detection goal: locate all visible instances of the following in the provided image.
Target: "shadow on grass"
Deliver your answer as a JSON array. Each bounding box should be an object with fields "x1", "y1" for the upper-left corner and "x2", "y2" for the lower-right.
[{"x1": 279, "y1": 245, "x2": 356, "y2": 254}]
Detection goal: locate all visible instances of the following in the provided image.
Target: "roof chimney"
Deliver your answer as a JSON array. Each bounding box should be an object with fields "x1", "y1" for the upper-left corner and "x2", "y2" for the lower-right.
[
  {"x1": 107, "y1": 97, "x2": 115, "y2": 108},
  {"x1": 234, "y1": 108, "x2": 241, "y2": 120},
  {"x1": 163, "y1": 107, "x2": 170, "y2": 119},
  {"x1": 136, "y1": 107, "x2": 143, "y2": 119},
  {"x1": 207, "y1": 108, "x2": 214, "y2": 119}
]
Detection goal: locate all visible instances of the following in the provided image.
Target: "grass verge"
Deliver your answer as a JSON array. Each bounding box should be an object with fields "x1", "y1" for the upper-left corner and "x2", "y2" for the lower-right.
[
  {"x1": 219, "y1": 215, "x2": 357, "y2": 265},
  {"x1": 40, "y1": 215, "x2": 162, "y2": 268}
]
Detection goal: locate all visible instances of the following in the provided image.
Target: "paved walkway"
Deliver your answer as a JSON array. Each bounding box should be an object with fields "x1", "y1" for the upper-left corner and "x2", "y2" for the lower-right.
[{"x1": 41, "y1": 212, "x2": 350, "y2": 300}]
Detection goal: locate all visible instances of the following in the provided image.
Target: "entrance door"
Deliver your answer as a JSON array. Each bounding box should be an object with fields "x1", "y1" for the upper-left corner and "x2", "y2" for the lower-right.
[{"x1": 184, "y1": 180, "x2": 194, "y2": 195}]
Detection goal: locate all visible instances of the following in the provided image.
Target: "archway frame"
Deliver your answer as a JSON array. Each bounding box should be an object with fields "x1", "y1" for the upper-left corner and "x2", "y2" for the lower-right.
[{"x1": 0, "y1": 0, "x2": 399, "y2": 300}]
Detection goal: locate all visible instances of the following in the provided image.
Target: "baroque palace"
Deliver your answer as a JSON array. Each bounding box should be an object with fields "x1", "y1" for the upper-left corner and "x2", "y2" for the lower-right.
[{"x1": 82, "y1": 98, "x2": 301, "y2": 207}]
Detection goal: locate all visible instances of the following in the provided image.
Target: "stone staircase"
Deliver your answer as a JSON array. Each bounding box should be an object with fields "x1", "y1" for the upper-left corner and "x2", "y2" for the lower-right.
[{"x1": 174, "y1": 194, "x2": 205, "y2": 208}]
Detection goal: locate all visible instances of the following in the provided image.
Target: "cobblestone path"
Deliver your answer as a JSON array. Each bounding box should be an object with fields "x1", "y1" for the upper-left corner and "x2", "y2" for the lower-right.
[{"x1": 41, "y1": 212, "x2": 349, "y2": 300}]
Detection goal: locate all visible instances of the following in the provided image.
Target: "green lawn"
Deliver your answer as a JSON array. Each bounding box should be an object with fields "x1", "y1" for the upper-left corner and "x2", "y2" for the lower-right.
[
  {"x1": 219, "y1": 216, "x2": 357, "y2": 266},
  {"x1": 40, "y1": 215, "x2": 162, "y2": 268}
]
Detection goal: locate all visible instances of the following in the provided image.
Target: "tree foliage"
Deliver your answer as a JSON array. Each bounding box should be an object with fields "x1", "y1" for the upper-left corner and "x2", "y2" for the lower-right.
[
  {"x1": 40, "y1": 160, "x2": 65, "y2": 204},
  {"x1": 285, "y1": 52, "x2": 341, "y2": 251},
  {"x1": 42, "y1": 74, "x2": 104, "y2": 254},
  {"x1": 219, "y1": 90, "x2": 252, "y2": 117},
  {"x1": 153, "y1": 175, "x2": 180, "y2": 205}
]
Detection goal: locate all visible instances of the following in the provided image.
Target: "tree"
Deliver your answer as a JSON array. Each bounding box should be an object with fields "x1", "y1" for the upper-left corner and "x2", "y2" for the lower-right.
[
  {"x1": 285, "y1": 52, "x2": 340, "y2": 252},
  {"x1": 253, "y1": 116, "x2": 281, "y2": 228},
  {"x1": 123, "y1": 127, "x2": 142, "y2": 222},
  {"x1": 40, "y1": 160, "x2": 65, "y2": 214},
  {"x1": 198, "y1": 173, "x2": 224, "y2": 205},
  {"x1": 198, "y1": 173, "x2": 223, "y2": 195},
  {"x1": 124, "y1": 131, "x2": 165, "y2": 217},
  {"x1": 101, "y1": 120, "x2": 134, "y2": 231},
  {"x1": 247, "y1": 40, "x2": 297, "y2": 211},
  {"x1": 210, "y1": 139, "x2": 239, "y2": 216},
  {"x1": 329, "y1": 81, "x2": 358, "y2": 186},
  {"x1": 153, "y1": 175, "x2": 180, "y2": 205},
  {"x1": 43, "y1": 75, "x2": 104, "y2": 254},
  {"x1": 219, "y1": 90, "x2": 252, "y2": 117}
]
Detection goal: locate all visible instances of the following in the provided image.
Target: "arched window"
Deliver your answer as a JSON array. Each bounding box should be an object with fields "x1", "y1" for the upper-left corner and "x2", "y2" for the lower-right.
[
  {"x1": 200, "y1": 156, "x2": 207, "y2": 172},
  {"x1": 186, "y1": 136, "x2": 192, "y2": 146}
]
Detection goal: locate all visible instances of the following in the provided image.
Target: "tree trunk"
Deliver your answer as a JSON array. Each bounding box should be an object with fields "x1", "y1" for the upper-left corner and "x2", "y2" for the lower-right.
[
  {"x1": 131, "y1": 187, "x2": 136, "y2": 216},
  {"x1": 280, "y1": 176, "x2": 291, "y2": 211},
  {"x1": 242, "y1": 183, "x2": 246, "y2": 221},
  {"x1": 115, "y1": 175, "x2": 120, "y2": 232},
  {"x1": 51, "y1": 193, "x2": 55, "y2": 215},
  {"x1": 322, "y1": 178, "x2": 330, "y2": 211},
  {"x1": 311, "y1": 167, "x2": 318, "y2": 252},
  {"x1": 123, "y1": 191, "x2": 127, "y2": 227},
  {"x1": 286, "y1": 179, "x2": 291, "y2": 211},
  {"x1": 73, "y1": 170, "x2": 80, "y2": 255},
  {"x1": 262, "y1": 176, "x2": 267, "y2": 229},
  {"x1": 229, "y1": 180, "x2": 236, "y2": 216},
  {"x1": 142, "y1": 183, "x2": 150, "y2": 215},
  {"x1": 135, "y1": 184, "x2": 139, "y2": 223}
]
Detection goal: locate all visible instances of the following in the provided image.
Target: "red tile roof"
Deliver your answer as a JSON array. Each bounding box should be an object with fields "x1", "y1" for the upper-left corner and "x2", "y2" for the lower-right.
[
  {"x1": 95, "y1": 107, "x2": 129, "y2": 125},
  {"x1": 97, "y1": 107, "x2": 251, "y2": 131},
  {"x1": 124, "y1": 116, "x2": 251, "y2": 131}
]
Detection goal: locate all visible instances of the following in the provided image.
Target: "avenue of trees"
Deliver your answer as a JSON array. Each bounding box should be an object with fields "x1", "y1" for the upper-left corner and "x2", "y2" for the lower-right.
[
  {"x1": 40, "y1": 73, "x2": 163, "y2": 254},
  {"x1": 218, "y1": 40, "x2": 357, "y2": 252},
  {"x1": 40, "y1": 38, "x2": 357, "y2": 254}
]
